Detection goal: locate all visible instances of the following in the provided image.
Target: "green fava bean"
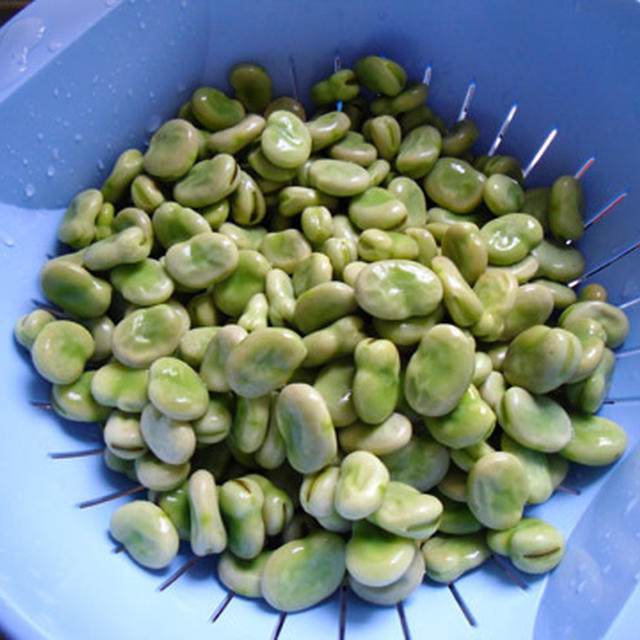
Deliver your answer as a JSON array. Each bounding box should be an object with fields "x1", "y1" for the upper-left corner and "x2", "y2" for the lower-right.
[
  {"x1": 104, "y1": 448, "x2": 136, "y2": 479},
  {"x1": 399, "y1": 104, "x2": 447, "y2": 135},
  {"x1": 264, "y1": 96, "x2": 306, "y2": 121},
  {"x1": 495, "y1": 254, "x2": 540, "y2": 284},
  {"x1": 213, "y1": 249, "x2": 270, "y2": 317},
  {"x1": 531, "y1": 239, "x2": 585, "y2": 283},
  {"x1": 437, "y1": 495, "x2": 483, "y2": 535},
  {"x1": 480, "y1": 155, "x2": 524, "y2": 184},
  {"x1": 422, "y1": 533, "x2": 489, "y2": 583},
  {"x1": 500, "y1": 283, "x2": 554, "y2": 341},
  {"x1": 278, "y1": 186, "x2": 336, "y2": 218},
  {"x1": 188, "y1": 469, "x2": 227, "y2": 556},
  {"x1": 104, "y1": 410, "x2": 146, "y2": 460},
  {"x1": 58, "y1": 189, "x2": 102, "y2": 249},
  {"x1": 508, "y1": 518, "x2": 565, "y2": 574},
  {"x1": 130, "y1": 174, "x2": 164, "y2": 213},
  {"x1": 358, "y1": 229, "x2": 418, "y2": 261},
  {"x1": 301, "y1": 206, "x2": 333, "y2": 247},
  {"x1": 80, "y1": 315, "x2": 113, "y2": 359},
  {"x1": 165, "y1": 232, "x2": 238, "y2": 290},
  {"x1": 500, "y1": 434, "x2": 556, "y2": 504},
  {"x1": 231, "y1": 394, "x2": 270, "y2": 454},
  {"x1": 192, "y1": 87, "x2": 245, "y2": 131},
  {"x1": 368, "y1": 159, "x2": 392, "y2": 187},
  {"x1": 247, "y1": 147, "x2": 297, "y2": 182},
  {"x1": 424, "y1": 158, "x2": 487, "y2": 214},
  {"x1": 503, "y1": 325, "x2": 583, "y2": 393},
  {"x1": 82, "y1": 226, "x2": 149, "y2": 272},
  {"x1": 246, "y1": 474, "x2": 294, "y2": 535},
  {"x1": 261, "y1": 110, "x2": 311, "y2": 169},
  {"x1": 101, "y1": 149, "x2": 144, "y2": 203},
  {"x1": 549, "y1": 175, "x2": 584, "y2": 242},
  {"x1": 387, "y1": 177, "x2": 427, "y2": 229},
  {"x1": 562, "y1": 317, "x2": 606, "y2": 382},
  {"x1": 308, "y1": 159, "x2": 371, "y2": 197},
  {"x1": 111, "y1": 258, "x2": 174, "y2": 306},
  {"x1": 201, "y1": 199, "x2": 230, "y2": 230},
  {"x1": 174, "y1": 154, "x2": 241, "y2": 208},
  {"x1": 371, "y1": 82, "x2": 429, "y2": 116},
  {"x1": 329, "y1": 131, "x2": 377, "y2": 167},
  {"x1": 438, "y1": 466, "x2": 468, "y2": 502},
  {"x1": 238, "y1": 292, "x2": 268, "y2": 332},
  {"x1": 440, "y1": 221, "x2": 488, "y2": 285},
  {"x1": 158, "y1": 482, "x2": 190, "y2": 541},
  {"x1": 349, "y1": 548, "x2": 425, "y2": 606},
  {"x1": 260, "y1": 230, "x2": 311, "y2": 274},
  {"x1": 560, "y1": 413, "x2": 627, "y2": 466},
  {"x1": 276, "y1": 383, "x2": 337, "y2": 474},
  {"x1": 261, "y1": 532, "x2": 345, "y2": 612},
  {"x1": 483, "y1": 173, "x2": 525, "y2": 215},
  {"x1": 425, "y1": 384, "x2": 496, "y2": 449},
  {"x1": 14, "y1": 309, "x2": 55, "y2": 349},
  {"x1": 355, "y1": 259, "x2": 442, "y2": 320},
  {"x1": 193, "y1": 396, "x2": 232, "y2": 445},
  {"x1": 219, "y1": 477, "x2": 265, "y2": 559},
  {"x1": 178, "y1": 327, "x2": 218, "y2": 367},
  {"x1": 293, "y1": 281, "x2": 357, "y2": 334},
  {"x1": 579, "y1": 283, "x2": 608, "y2": 302},
  {"x1": 342, "y1": 260, "x2": 368, "y2": 287},
  {"x1": 307, "y1": 111, "x2": 351, "y2": 151},
  {"x1": 405, "y1": 324, "x2": 475, "y2": 417},
  {"x1": 300, "y1": 466, "x2": 341, "y2": 520},
  {"x1": 219, "y1": 222, "x2": 266, "y2": 251},
  {"x1": 369, "y1": 481, "x2": 442, "y2": 540},
  {"x1": 91, "y1": 201, "x2": 114, "y2": 240},
  {"x1": 265, "y1": 268, "x2": 296, "y2": 326},
  {"x1": 91, "y1": 362, "x2": 149, "y2": 412},
  {"x1": 143, "y1": 119, "x2": 199, "y2": 181},
  {"x1": 381, "y1": 436, "x2": 450, "y2": 492},
  {"x1": 441, "y1": 119, "x2": 479, "y2": 157},
  {"x1": 225, "y1": 328, "x2": 307, "y2": 398},
  {"x1": 352, "y1": 338, "x2": 400, "y2": 424},
  {"x1": 148, "y1": 357, "x2": 208, "y2": 421},
  {"x1": 207, "y1": 114, "x2": 266, "y2": 155},
  {"x1": 432, "y1": 256, "x2": 483, "y2": 327},
  {"x1": 559, "y1": 300, "x2": 630, "y2": 348},
  {"x1": 152, "y1": 202, "x2": 211, "y2": 249},
  {"x1": 313, "y1": 359, "x2": 357, "y2": 427},
  {"x1": 450, "y1": 441, "x2": 495, "y2": 473},
  {"x1": 335, "y1": 451, "x2": 390, "y2": 520},
  {"x1": 366, "y1": 115, "x2": 402, "y2": 160},
  {"x1": 40, "y1": 257, "x2": 112, "y2": 318},
  {"x1": 200, "y1": 325, "x2": 247, "y2": 392},
  {"x1": 110, "y1": 501, "x2": 179, "y2": 569},
  {"x1": 52, "y1": 371, "x2": 110, "y2": 422},
  {"x1": 395, "y1": 125, "x2": 441, "y2": 179},
  {"x1": 354, "y1": 56, "x2": 407, "y2": 96},
  {"x1": 328, "y1": 69, "x2": 360, "y2": 102},
  {"x1": 467, "y1": 452, "x2": 528, "y2": 529},
  {"x1": 481, "y1": 214, "x2": 543, "y2": 266},
  {"x1": 339, "y1": 413, "x2": 412, "y2": 456},
  {"x1": 322, "y1": 237, "x2": 358, "y2": 277},
  {"x1": 218, "y1": 550, "x2": 272, "y2": 598},
  {"x1": 479, "y1": 370, "x2": 507, "y2": 411},
  {"x1": 565, "y1": 348, "x2": 615, "y2": 414},
  {"x1": 472, "y1": 269, "x2": 519, "y2": 341},
  {"x1": 346, "y1": 520, "x2": 415, "y2": 588},
  {"x1": 229, "y1": 63, "x2": 272, "y2": 112},
  {"x1": 372, "y1": 307, "x2": 444, "y2": 347},
  {"x1": 31, "y1": 320, "x2": 94, "y2": 385},
  {"x1": 302, "y1": 315, "x2": 366, "y2": 367},
  {"x1": 140, "y1": 403, "x2": 196, "y2": 465},
  {"x1": 112, "y1": 303, "x2": 184, "y2": 369},
  {"x1": 522, "y1": 186, "x2": 550, "y2": 231},
  {"x1": 230, "y1": 171, "x2": 266, "y2": 226},
  {"x1": 472, "y1": 352, "x2": 493, "y2": 387}
]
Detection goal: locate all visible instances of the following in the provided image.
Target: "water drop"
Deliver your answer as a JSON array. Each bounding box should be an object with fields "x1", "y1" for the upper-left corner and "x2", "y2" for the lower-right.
[
  {"x1": 74, "y1": 133, "x2": 83, "y2": 143},
  {"x1": 97, "y1": 159, "x2": 105, "y2": 171},
  {"x1": 147, "y1": 113, "x2": 161, "y2": 133},
  {"x1": 149, "y1": 90, "x2": 155, "y2": 100},
  {"x1": 36, "y1": 132, "x2": 44, "y2": 141},
  {"x1": 65, "y1": 92, "x2": 72, "y2": 99},
  {"x1": 63, "y1": 120, "x2": 70, "y2": 128},
  {"x1": 624, "y1": 496, "x2": 638, "y2": 515},
  {"x1": 181, "y1": 0, "x2": 188, "y2": 7},
  {"x1": 0, "y1": 17, "x2": 46, "y2": 88},
  {"x1": 105, "y1": 0, "x2": 118, "y2": 6},
  {"x1": 52, "y1": 148, "x2": 60, "y2": 159},
  {"x1": 24, "y1": 184, "x2": 35, "y2": 198},
  {"x1": 46, "y1": 165, "x2": 55, "y2": 178},
  {"x1": 53, "y1": 88, "x2": 60, "y2": 96},
  {"x1": 602, "y1": 563, "x2": 612, "y2": 574},
  {"x1": 48, "y1": 40, "x2": 62, "y2": 52},
  {"x1": 2, "y1": 234, "x2": 15, "y2": 247},
  {"x1": 604, "y1": 531, "x2": 612, "y2": 540},
  {"x1": 139, "y1": 21, "x2": 146, "y2": 30},
  {"x1": 22, "y1": 158, "x2": 28, "y2": 166},
  {"x1": 576, "y1": 580, "x2": 586, "y2": 594}
]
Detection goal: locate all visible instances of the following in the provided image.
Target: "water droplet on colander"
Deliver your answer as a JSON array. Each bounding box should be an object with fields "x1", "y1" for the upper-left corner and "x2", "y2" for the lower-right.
[
  {"x1": 105, "y1": 0, "x2": 118, "y2": 6},
  {"x1": 24, "y1": 184, "x2": 35, "y2": 198},
  {"x1": 46, "y1": 165, "x2": 55, "y2": 178},
  {"x1": 36, "y1": 132, "x2": 44, "y2": 141},
  {"x1": 48, "y1": 40, "x2": 61, "y2": 52},
  {"x1": 65, "y1": 92, "x2": 72, "y2": 99},
  {"x1": 181, "y1": 0, "x2": 188, "y2": 8},
  {"x1": 22, "y1": 158, "x2": 28, "y2": 166},
  {"x1": 74, "y1": 133, "x2": 83, "y2": 143},
  {"x1": 2, "y1": 234, "x2": 15, "y2": 247},
  {"x1": 97, "y1": 159, "x2": 105, "y2": 171},
  {"x1": 51, "y1": 148, "x2": 60, "y2": 159},
  {"x1": 604, "y1": 530, "x2": 612, "y2": 539},
  {"x1": 0, "y1": 17, "x2": 46, "y2": 89},
  {"x1": 624, "y1": 496, "x2": 638, "y2": 515},
  {"x1": 602, "y1": 563, "x2": 611, "y2": 574},
  {"x1": 149, "y1": 90, "x2": 156, "y2": 100},
  {"x1": 576, "y1": 580, "x2": 586, "y2": 594},
  {"x1": 139, "y1": 21, "x2": 146, "y2": 30},
  {"x1": 53, "y1": 88, "x2": 59, "y2": 96}
]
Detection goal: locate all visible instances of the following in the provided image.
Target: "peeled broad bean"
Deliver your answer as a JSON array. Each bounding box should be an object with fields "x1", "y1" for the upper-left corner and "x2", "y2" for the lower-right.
[
  {"x1": 421, "y1": 533, "x2": 489, "y2": 583},
  {"x1": 52, "y1": 371, "x2": 110, "y2": 422},
  {"x1": 218, "y1": 550, "x2": 272, "y2": 598},
  {"x1": 58, "y1": 189, "x2": 103, "y2": 249},
  {"x1": 14, "y1": 309, "x2": 55, "y2": 349},
  {"x1": 560, "y1": 413, "x2": 627, "y2": 465}
]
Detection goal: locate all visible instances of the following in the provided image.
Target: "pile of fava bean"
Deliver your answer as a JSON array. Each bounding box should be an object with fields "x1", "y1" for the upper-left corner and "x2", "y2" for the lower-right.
[{"x1": 15, "y1": 56, "x2": 630, "y2": 613}]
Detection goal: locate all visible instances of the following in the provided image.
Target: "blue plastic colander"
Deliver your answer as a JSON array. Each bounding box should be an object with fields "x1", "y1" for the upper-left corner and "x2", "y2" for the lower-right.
[{"x1": 1, "y1": 1, "x2": 639, "y2": 638}]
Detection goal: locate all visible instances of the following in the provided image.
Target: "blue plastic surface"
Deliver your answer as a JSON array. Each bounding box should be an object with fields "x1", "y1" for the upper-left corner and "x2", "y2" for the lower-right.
[{"x1": 0, "y1": 1, "x2": 639, "y2": 638}]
